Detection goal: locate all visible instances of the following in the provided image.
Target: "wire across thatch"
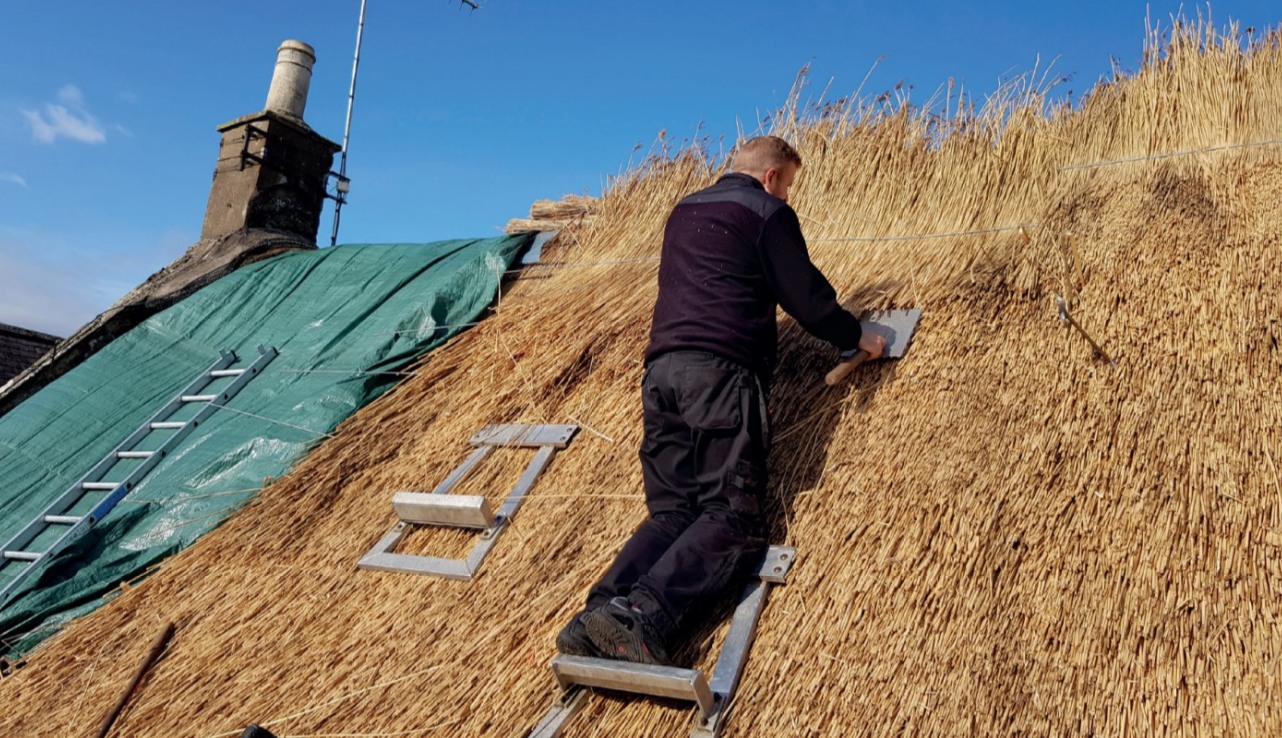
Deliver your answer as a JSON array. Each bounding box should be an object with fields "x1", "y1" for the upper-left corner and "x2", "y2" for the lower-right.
[{"x1": 5, "y1": 17, "x2": 1282, "y2": 738}]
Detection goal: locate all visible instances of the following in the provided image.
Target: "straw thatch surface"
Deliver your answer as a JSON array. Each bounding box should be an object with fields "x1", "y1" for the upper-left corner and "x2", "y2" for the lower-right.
[{"x1": 6, "y1": 19, "x2": 1282, "y2": 738}]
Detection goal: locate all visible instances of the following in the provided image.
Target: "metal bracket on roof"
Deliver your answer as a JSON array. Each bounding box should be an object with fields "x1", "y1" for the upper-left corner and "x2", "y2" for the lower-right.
[
  {"x1": 358, "y1": 423, "x2": 578, "y2": 582},
  {"x1": 324, "y1": 170, "x2": 351, "y2": 205},
  {"x1": 528, "y1": 546, "x2": 797, "y2": 738},
  {"x1": 239, "y1": 124, "x2": 268, "y2": 171}
]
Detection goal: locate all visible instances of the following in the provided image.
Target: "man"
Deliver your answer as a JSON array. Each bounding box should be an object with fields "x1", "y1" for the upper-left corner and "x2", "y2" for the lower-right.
[{"x1": 557, "y1": 135, "x2": 885, "y2": 664}]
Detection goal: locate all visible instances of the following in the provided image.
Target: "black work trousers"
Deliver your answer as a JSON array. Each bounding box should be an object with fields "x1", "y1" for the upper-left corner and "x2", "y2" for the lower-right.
[{"x1": 586, "y1": 350, "x2": 770, "y2": 644}]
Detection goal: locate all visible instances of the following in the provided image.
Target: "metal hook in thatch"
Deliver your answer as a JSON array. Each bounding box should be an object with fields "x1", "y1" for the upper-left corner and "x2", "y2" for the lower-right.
[{"x1": 1054, "y1": 294, "x2": 1116, "y2": 367}]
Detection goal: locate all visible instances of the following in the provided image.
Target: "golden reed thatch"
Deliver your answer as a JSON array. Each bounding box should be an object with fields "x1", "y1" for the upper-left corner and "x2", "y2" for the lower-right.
[
  {"x1": 506, "y1": 194, "x2": 600, "y2": 235},
  {"x1": 6, "y1": 17, "x2": 1282, "y2": 738}
]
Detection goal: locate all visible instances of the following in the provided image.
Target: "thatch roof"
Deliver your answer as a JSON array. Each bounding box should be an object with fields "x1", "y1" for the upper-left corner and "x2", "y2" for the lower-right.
[
  {"x1": 506, "y1": 194, "x2": 600, "y2": 235},
  {"x1": 5, "y1": 19, "x2": 1282, "y2": 738}
]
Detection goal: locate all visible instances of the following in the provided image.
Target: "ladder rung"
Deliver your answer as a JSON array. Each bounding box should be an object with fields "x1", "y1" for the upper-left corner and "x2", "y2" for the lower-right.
[
  {"x1": 209, "y1": 369, "x2": 245, "y2": 377},
  {"x1": 117, "y1": 450, "x2": 154, "y2": 459},
  {"x1": 82, "y1": 482, "x2": 121, "y2": 491},
  {"x1": 151, "y1": 421, "x2": 187, "y2": 429},
  {"x1": 44, "y1": 515, "x2": 83, "y2": 525},
  {"x1": 180, "y1": 394, "x2": 219, "y2": 403},
  {"x1": 3, "y1": 551, "x2": 42, "y2": 562},
  {"x1": 550, "y1": 656, "x2": 715, "y2": 718},
  {"x1": 393, "y1": 492, "x2": 495, "y2": 528}
]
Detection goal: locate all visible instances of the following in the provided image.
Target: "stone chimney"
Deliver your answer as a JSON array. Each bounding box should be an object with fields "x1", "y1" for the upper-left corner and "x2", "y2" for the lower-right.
[
  {"x1": 0, "y1": 41, "x2": 345, "y2": 420},
  {"x1": 200, "y1": 40, "x2": 341, "y2": 243}
]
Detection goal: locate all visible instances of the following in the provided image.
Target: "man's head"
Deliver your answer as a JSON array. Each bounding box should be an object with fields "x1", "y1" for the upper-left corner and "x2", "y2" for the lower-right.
[{"x1": 730, "y1": 136, "x2": 802, "y2": 202}]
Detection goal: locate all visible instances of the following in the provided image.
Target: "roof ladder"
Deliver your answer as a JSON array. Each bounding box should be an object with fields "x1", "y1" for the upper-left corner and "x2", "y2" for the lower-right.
[
  {"x1": 528, "y1": 546, "x2": 797, "y2": 738},
  {"x1": 0, "y1": 346, "x2": 278, "y2": 605},
  {"x1": 358, "y1": 423, "x2": 579, "y2": 581}
]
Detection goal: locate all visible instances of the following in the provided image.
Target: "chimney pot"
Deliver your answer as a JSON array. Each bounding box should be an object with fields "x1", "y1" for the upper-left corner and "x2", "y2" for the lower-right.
[{"x1": 265, "y1": 40, "x2": 316, "y2": 119}]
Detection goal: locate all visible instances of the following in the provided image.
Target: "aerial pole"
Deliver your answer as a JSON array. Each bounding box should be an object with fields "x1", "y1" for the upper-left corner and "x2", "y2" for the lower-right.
[
  {"x1": 328, "y1": 0, "x2": 480, "y2": 246},
  {"x1": 329, "y1": 0, "x2": 367, "y2": 247}
]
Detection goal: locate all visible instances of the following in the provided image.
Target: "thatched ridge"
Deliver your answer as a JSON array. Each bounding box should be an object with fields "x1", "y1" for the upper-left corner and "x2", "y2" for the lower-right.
[{"x1": 5, "y1": 18, "x2": 1282, "y2": 737}]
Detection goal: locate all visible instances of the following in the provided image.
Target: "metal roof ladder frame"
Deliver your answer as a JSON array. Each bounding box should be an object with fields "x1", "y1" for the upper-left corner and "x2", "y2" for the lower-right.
[
  {"x1": 358, "y1": 423, "x2": 579, "y2": 582},
  {"x1": 0, "y1": 346, "x2": 278, "y2": 605},
  {"x1": 528, "y1": 546, "x2": 797, "y2": 738}
]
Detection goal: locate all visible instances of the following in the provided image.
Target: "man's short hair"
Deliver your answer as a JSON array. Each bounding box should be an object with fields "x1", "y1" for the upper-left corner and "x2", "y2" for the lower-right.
[{"x1": 730, "y1": 136, "x2": 803, "y2": 175}]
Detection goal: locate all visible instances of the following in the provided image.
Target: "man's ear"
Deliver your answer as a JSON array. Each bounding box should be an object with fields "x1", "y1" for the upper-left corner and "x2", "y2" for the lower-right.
[{"x1": 761, "y1": 167, "x2": 779, "y2": 187}]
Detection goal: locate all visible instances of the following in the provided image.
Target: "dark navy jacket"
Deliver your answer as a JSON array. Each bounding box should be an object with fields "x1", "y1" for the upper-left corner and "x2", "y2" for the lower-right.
[{"x1": 645, "y1": 172, "x2": 862, "y2": 380}]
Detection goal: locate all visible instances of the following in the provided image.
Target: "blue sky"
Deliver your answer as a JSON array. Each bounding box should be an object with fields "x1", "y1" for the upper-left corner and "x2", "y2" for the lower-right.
[{"x1": 1, "y1": 1, "x2": 1279, "y2": 336}]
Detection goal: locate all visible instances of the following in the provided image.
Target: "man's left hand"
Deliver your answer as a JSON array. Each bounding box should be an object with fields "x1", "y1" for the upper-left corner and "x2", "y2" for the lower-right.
[{"x1": 857, "y1": 330, "x2": 887, "y2": 361}]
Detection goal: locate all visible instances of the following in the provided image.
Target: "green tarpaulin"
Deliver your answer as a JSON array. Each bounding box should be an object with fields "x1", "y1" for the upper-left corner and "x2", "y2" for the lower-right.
[{"x1": 0, "y1": 234, "x2": 533, "y2": 656}]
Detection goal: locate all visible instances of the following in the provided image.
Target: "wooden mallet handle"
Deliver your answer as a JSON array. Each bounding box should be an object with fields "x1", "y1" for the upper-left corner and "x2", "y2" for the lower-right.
[
  {"x1": 94, "y1": 621, "x2": 175, "y2": 738},
  {"x1": 825, "y1": 350, "x2": 871, "y2": 386}
]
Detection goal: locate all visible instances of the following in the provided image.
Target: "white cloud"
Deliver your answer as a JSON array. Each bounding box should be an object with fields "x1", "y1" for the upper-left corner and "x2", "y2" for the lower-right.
[
  {"x1": 21, "y1": 84, "x2": 107, "y2": 145},
  {"x1": 56, "y1": 84, "x2": 84, "y2": 107},
  {"x1": 0, "y1": 172, "x2": 26, "y2": 187}
]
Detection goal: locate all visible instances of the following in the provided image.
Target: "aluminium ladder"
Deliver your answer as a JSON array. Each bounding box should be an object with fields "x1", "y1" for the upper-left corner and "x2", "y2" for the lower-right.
[
  {"x1": 0, "y1": 346, "x2": 278, "y2": 604},
  {"x1": 528, "y1": 546, "x2": 797, "y2": 738},
  {"x1": 359, "y1": 423, "x2": 579, "y2": 581}
]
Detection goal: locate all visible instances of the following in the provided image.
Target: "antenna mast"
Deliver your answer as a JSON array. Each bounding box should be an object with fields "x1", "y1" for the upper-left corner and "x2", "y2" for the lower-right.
[
  {"x1": 329, "y1": 0, "x2": 367, "y2": 247},
  {"x1": 329, "y1": 0, "x2": 480, "y2": 246}
]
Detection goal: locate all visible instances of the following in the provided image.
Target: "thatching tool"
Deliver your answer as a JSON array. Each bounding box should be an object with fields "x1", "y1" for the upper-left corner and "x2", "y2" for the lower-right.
[
  {"x1": 1053, "y1": 294, "x2": 1116, "y2": 366},
  {"x1": 825, "y1": 309, "x2": 923, "y2": 386},
  {"x1": 93, "y1": 621, "x2": 174, "y2": 738}
]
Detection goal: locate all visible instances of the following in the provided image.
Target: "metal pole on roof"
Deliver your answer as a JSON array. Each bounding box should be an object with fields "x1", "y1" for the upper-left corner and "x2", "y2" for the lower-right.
[{"x1": 330, "y1": 0, "x2": 367, "y2": 247}]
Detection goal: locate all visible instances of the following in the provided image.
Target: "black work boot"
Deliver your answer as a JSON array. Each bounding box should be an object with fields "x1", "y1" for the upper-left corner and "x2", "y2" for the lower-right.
[
  {"x1": 583, "y1": 596, "x2": 672, "y2": 665},
  {"x1": 555, "y1": 609, "x2": 604, "y2": 658}
]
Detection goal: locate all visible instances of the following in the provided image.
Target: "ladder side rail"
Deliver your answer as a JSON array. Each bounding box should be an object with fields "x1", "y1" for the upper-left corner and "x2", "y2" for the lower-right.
[
  {"x1": 704, "y1": 580, "x2": 769, "y2": 699},
  {"x1": 0, "y1": 482, "x2": 133, "y2": 602},
  {"x1": 144, "y1": 345, "x2": 277, "y2": 462},
  {"x1": 493, "y1": 444, "x2": 557, "y2": 521},
  {"x1": 0, "y1": 348, "x2": 271, "y2": 604},
  {"x1": 527, "y1": 687, "x2": 587, "y2": 738},
  {"x1": 59, "y1": 346, "x2": 277, "y2": 539},
  {"x1": 0, "y1": 515, "x2": 61, "y2": 565},
  {"x1": 693, "y1": 547, "x2": 795, "y2": 738},
  {"x1": 211, "y1": 345, "x2": 278, "y2": 402},
  {"x1": 462, "y1": 444, "x2": 558, "y2": 575},
  {"x1": 689, "y1": 580, "x2": 767, "y2": 738},
  {"x1": 430, "y1": 446, "x2": 494, "y2": 496},
  {"x1": 62, "y1": 350, "x2": 240, "y2": 496},
  {"x1": 356, "y1": 523, "x2": 412, "y2": 570}
]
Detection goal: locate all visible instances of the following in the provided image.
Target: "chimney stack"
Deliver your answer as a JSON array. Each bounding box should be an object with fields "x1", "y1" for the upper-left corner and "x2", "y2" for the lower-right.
[{"x1": 200, "y1": 40, "x2": 340, "y2": 244}]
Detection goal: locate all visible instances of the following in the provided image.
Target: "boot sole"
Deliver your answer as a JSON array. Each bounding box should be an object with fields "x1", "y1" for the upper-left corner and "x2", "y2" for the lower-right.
[
  {"x1": 557, "y1": 615, "x2": 606, "y2": 658},
  {"x1": 582, "y1": 609, "x2": 665, "y2": 665}
]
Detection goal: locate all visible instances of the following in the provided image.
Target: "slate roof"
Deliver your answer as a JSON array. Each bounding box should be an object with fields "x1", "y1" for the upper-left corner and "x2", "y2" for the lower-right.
[{"x1": 0, "y1": 323, "x2": 60, "y2": 385}]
